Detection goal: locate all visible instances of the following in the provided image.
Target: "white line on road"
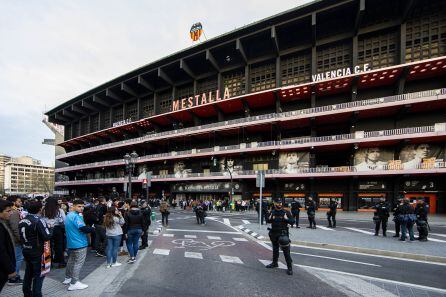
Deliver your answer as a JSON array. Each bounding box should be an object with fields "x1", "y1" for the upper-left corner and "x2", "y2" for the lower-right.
[
  {"x1": 291, "y1": 252, "x2": 381, "y2": 267},
  {"x1": 344, "y1": 227, "x2": 375, "y2": 235},
  {"x1": 233, "y1": 238, "x2": 248, "y2": 242},
  {"x1": 162, "y1": 234, "x2": 174, "y2": 237},
  {"x1": 223, "y1": 218, "x2": 231, "y2": 225},
  {"x1": 242, "y1": 220, "x2": 251, "y2": 224},
  {"x1": 297, "y1": 264, "x2": 446, "y2": 294},
  {"x1": 166, "y1": 228, "x2": 241, "y2": 234},
  {"x1": 430, "y1": 233, "x2": 446, "y2": 238},
  {"x1": 207, "y1": 236, "x2": 222, "y2": 240},
  {"x1": 288, "y1": 244, "x2": 446, "y2": 266},
  {"x1": 220, "y1": 255, "x2": 243, "y2": 264},
  {"x1": 185, "y1": 252, "x2": 203, "y2": 259},
  {"x1": 258, "y1": 259, "x2": 287, "y2": 269},
  {"x1": 153, "y1": 249, "x2": 170, "y2": 255},
  {"x1": 184, "y1": 235, "x2": 197, "y2": 239},
  {"x1": 316, "y1": 226, "x2": 336, "y2": 231}
]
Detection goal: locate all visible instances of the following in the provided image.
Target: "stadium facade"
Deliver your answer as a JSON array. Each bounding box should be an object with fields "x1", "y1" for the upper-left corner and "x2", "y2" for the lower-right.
[{"x1": 46, "y1": 0, "x2": 446, "y2": 213}]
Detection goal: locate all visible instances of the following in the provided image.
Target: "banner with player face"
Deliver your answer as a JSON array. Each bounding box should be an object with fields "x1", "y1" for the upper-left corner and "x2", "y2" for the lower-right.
[
  {"x1": 354, "y1": 147, "x2": 394, "y2": 171},
  {"x1": 399, "y1": 144, "x2": 444, "y2": 169},
  {"x1": 279, "y1": 151, "x2": 310, "y2": 173}
]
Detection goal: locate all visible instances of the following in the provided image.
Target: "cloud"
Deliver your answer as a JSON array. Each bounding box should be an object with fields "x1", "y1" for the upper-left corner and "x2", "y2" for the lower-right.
[{"x1": 0, "y1": 0, "x2": 309, "y2": 165}]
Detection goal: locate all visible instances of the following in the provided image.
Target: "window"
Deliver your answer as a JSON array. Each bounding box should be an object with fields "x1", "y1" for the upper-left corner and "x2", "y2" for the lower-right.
[
  {"x1": 112, "y1": 106, "x2": 124, "y2": 123},
  {"x1": 253, "y1": 163, "x2": 269, "y2": 171},
  {"x1": 126, "y1": 101, "x2": 138, "y2": 121},
  {"x1": 281, "y1": 52, "x2": 311, "y2": 86},
  {"x1": 80, "y1": 118, "x2": 89, "y2": 135},
  {"x1": 102, "y1": 110, "x2": 111, "y2": 129},
  {"x1": 358, "y1": 30, "x2": 397, "y2": 69},
  {"x1": 159, "y1": 169, "x2": 169, "y2": 176},
  {"x1": 197, "y1": 77, "x2": 218, "y2": 95},
  {"x1": 158, "y1": 92, "x2": 172, "y2": 114},
  {"x1": 90, "y1": 114, "x2": 99, "y2": 132},
  {"x1": 317, "y1": 42, "x2": 351, "y2": 73},
  {"x1": 141, "y1": 96, "x2": 154, "y2": 118},
  {"x1": 223, "y1": 70, "x2": 246, "y2": 97},
  {"x1": 250, "y1": 61, "x2": 276, "y2": 92},
  {"x1": 405, "y1": 1, "x2": 446, "y2": 62},
  {"x1": 177, "y1": 84, "x2": 194, "y2": 99}
]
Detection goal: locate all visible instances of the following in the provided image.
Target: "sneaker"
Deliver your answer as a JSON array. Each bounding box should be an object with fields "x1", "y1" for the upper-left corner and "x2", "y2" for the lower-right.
[
  {"x1": 7, "y1": 276, "x2": 23, "y2": 286},
  {"x1": 139, "y1": 245, "x2": 147, "y2": 250},
  {"x1": 105, "y1": 264, "x2": 112, "y2": 269},
  {"x1": 286, "y1": 268, "x2": 293, "y2": 275},
  {"x1": 265, "y1": 263, "x2": 278, "y2": 268},
  {"x1": 68, "y1": 281, "x2": 89, "y2": 291},
  {"x1": 62, "y1": 278, "x2": 72, "y2": 285},
  {"x1": 96, "y1": 252, "x2": 106, "y2": 257},
  {"x1": 111, "y1": 262, "x2": 122, "y2": 267},
  {"x1": 127, "y1": 258, "x2": 135, "y2": 264}
]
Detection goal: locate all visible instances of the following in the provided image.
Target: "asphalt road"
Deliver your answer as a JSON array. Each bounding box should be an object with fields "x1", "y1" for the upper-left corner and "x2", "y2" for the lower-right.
[{"x1": 114, "y1": 213, "x2": 347, "y2": 297}]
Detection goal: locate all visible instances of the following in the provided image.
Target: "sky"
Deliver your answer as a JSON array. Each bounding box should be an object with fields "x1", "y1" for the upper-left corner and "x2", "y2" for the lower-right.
[{"x1": 0, "y1": 0, "x2": 310, "y2": 166}]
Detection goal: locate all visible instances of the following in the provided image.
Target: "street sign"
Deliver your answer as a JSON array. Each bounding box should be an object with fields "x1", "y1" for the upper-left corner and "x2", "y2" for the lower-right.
[{"x1": 256, "y1": 171, "x2": 265, "y2": 188}]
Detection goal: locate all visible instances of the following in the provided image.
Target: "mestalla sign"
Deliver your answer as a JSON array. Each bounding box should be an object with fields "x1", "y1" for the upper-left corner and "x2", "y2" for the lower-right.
[
  {"x1": 312, "y1": 64, "x2": 371, "y2": 82},
  {"x1": 172, "y1": 87, "x2": 231, "y2": 112}
]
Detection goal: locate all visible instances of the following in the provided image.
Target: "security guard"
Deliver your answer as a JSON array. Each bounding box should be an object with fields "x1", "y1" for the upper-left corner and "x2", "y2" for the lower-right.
[
  {"x1": 290, "y1": 198, "x2": 301, "y2": 228},
  {"x1": 373, "y1": 198, "x2": 390, "y2": 236},
  {"x1": 266, "y1": 198, "x2": 295, "y2": 275},
  {"x1": 415, "y1": 199, "x2": 429, "y2": 242}
]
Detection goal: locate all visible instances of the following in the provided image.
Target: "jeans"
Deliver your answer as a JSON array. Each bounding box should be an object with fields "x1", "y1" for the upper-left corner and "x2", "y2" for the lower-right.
[
  {"x1": 401, "y1": 221, "x2": 415, "y2": 241},
  {"x1": 65, "y1": 247, "x2": 87, "y2": 284},
  {"x1": 161, "y1": 213, "x2": 169, "y2": 225},
  {"x1": 15, "y1": 245, "x2": 24, "y2": 276},
  {"x1": 126, "y1": 228, "x2": 143, "y2": 258},
  {"x1": 22, "y1": 256, "x2": 45, "y2": 297},
  {"x1": 51, "y1": 225, "x2": 65, "y2": 263},
  {"x1": 95, "y1": 225, "x2": 107, "y2": 254},
  {"x1": 106, "y1": 235, "x2": 122, "y2": 264}
]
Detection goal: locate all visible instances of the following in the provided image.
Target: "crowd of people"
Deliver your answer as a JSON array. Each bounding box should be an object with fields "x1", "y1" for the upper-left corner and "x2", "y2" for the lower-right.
[
  {"x1": 178, "y1": 198, "x2": 255, "y2": 212},
  {"x1": 0, "y1": 195, "x2": 155, "y2": 296}
]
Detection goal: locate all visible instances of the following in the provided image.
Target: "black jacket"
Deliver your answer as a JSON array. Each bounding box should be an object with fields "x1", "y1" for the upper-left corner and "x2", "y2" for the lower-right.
[
  {"x1": 95, "y1": 204, "x2": 107, "y2": 225},
  {"x1": 0, "y1": 220, "x2": 16, "y2": 279},
  {"x1": 124, "y1": 208, "x2": 145, "y2": 231},
  {"x1": 306, "y1": 200, "x2": 317, "y2": 214},
  {"x1": 290, "y1": 201, "x2": 301, "y2": 213},
  {"x1": 398, "y1": 203, "x2": 415, "y2": 215},
  {"x1": 374, "y1": 202, "x2": 390, "y2": 218},
  {"x1": 19, "y1": 214, "x2": 52, "y2": 258},
  {"x1": 415, "y1": 204, "x2": 428, "y2": 221},
  {"x1": 267, "y1": 208, "x2": 295, "y2": 231},
  {"x1": 140, "y1": 207, "x2": 152, "y2": 230},
  {"x1": 328, "y1": 201, "x2": 338, "y2": 213}
]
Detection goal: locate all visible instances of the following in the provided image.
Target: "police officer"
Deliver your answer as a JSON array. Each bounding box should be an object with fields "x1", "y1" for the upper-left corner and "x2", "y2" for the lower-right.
[
  {"x1": 373, "y1": 198, "x2": 390, "y2": 236},
  {"x1": 327, "y1": 199, "x2": 338, "y2": 228},
  {"x1": 415, "y1": 199, "x2": 429, "y2": 242},
  {"x1": 19, "y1": 200, "x2": 52, "y2": 297},
  {"x1": 289, "y1": 198, "x2": 301, "y2": 228},
  {"x1": 391, "y1": 198, "x2": 403, "y2": 238},
  {"x1": 306, "y1": 196, "x2": 317, "y2": 229},
  {"x1": 266, "y1": 199, "x2": 295, "y2": 275}
]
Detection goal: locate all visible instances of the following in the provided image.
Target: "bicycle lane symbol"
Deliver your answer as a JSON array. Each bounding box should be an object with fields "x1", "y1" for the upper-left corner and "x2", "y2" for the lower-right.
[{"x1": 171, "y1": 239, "x2": 235, "y2": 251}]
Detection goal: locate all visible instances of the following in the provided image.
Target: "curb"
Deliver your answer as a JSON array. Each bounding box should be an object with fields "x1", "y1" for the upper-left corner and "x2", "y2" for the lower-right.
[
  {"x1": 278, "y1": 240, "x2": 446, "y2": 264},
  {"x1": 237, "y1": 225, "x2": 265, "y2": 240}
]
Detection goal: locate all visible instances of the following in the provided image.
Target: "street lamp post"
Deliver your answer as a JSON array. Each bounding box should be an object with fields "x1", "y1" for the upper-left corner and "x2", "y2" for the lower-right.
[
  {"x1": 124, "y1": 151, "x2": 138, "y2": 200},
  {"x1": 226, "y1": 166, "x2": 233, "y2": 211}
]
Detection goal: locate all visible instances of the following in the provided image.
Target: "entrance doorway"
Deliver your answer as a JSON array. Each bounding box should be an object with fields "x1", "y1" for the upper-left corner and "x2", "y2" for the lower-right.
[{"x1": 404, "y1": 193, "x2": 437, "y2": 214}]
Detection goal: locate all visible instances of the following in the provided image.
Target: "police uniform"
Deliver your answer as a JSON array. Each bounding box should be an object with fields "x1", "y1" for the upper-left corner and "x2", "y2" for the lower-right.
[
  {"x1": 327, "y1": 200, "x2": 338, "y2": 228},
  {"x1": 290, "y1": 200, "x2": 301, "y2": 228},
  {"x1": 415, "y1": 203, "x2": 429, "y2": 241},
  {"x1": 266, "y1": 201, "x2": 295, "y2": 275},
  {"x1": 373, "y1": 201, "x2": 390, "y2": 236}
]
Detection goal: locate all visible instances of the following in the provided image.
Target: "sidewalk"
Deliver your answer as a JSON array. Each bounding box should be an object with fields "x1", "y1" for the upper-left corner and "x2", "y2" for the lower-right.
[{"x1": 239, "y1": 220, "x2": 446, "y2": 263}]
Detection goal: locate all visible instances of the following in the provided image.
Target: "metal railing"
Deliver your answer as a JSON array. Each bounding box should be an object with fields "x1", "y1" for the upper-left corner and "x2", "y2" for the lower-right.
[
  {"x1": 55, "y1": 162, "x2": 446, "y2": 186},
  {"x1": 56, "y1": 122, "x2": 446, "y2": 173},
  {"x1": 57, "y1": 88, "x2": 446, "y2": 160}
]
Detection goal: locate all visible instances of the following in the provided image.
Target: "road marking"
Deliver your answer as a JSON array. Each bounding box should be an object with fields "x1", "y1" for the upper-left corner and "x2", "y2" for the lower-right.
[
  {"x1": 184, "y1": 252, "x2": 203, "y2": 259},
  {"x1": 251, "y1": 232, "x2": 258, "y2": 237},
  {"x1": 207, "y1": 236, "x2": 222, "y2": 240},
  {"x1": 184, "y1": 235, "x2": 197, "y2": 239},
  {"x1": 233, "y1": 238, "x2": 248, "y2": 242},
  {"x1": 220, "y1": 255, "x2": 243, "y2": 264},
  {"x1": 242, "y1": 220, "x2": 251, "y2": 224},
  {"x1": 153, "y1": 249, "x2": 170, "y2": 255},
  {"x1": 166, "y1": 228, "x2": 241, "y2": 234},
  {"x1": 258, "y1": 259, "x2": 287, "y2": 269},
  {"x1": 316, "y1": 226, "x2": 335, "y2": 231},
  {"x1": 223, "y1": 218, "x2": 231, "y2": 225},
  {"x1": 287, "y1": 244, "x2": 446, "y2": 266},
  {"x1": 162, "y1": 234, "x2": 174, "y2": 237},
  {"x1": 297, "y1": 264, "x2": 446, "y2": 294},
  {"x1": 290, "y1": 252, "x2": 381, "y2": 267},
  {"x1": 430, "y1": 233, "x2": 446, "y2": 238},
  {"x1": 344, "y1": 227, "x2": 374, "y2": 235}
]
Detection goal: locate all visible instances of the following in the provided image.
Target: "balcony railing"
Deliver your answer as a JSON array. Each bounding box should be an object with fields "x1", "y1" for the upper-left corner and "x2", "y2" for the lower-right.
[
  {"x1": 56, "y1": 123, "x2": 446, "y2": 173},
  {"x1": 55, "y1": 162, "x2": 446, "y2": 186},
  {"x1": 57, "y1": 88, "x2": 446, "y2": 160}
]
